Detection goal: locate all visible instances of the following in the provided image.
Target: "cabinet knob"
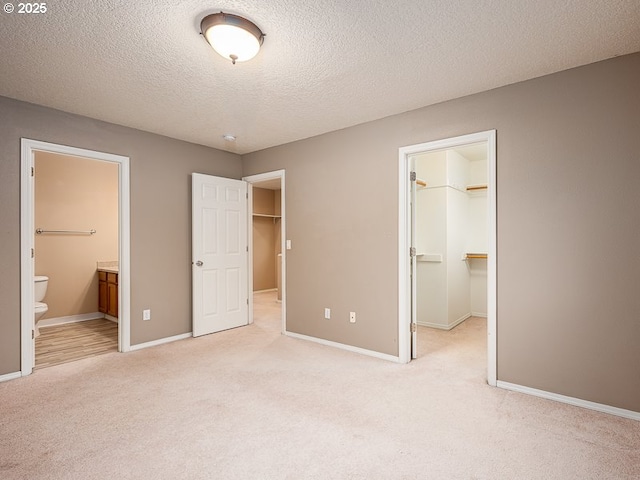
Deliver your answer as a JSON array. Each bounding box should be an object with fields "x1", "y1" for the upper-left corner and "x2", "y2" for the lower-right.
[{"x1": 195, "y1": 260, "x2": 203, "y2": 267}]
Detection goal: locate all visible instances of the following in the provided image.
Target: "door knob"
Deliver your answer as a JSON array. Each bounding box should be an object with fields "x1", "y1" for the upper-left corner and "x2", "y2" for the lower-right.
[{"x1": 195, "y1": 260, "x2": 203, "y2": 267}]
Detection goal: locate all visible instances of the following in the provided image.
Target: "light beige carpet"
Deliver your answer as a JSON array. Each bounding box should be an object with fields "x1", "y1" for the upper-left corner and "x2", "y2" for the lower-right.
[{"x1": 1, "y1": 291, "x2": 638, "y2": 479}]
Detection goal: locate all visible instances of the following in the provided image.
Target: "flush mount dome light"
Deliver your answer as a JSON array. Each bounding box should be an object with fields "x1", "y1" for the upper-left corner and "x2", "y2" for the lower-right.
[{"x1": 201, "y1": 12, "x2": 265, "y2": 64}]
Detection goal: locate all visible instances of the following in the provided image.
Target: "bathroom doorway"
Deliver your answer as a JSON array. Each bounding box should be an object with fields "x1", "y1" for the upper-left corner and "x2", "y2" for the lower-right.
[
  {"x1": 398, "y1": 131, "x2": 496, "y2": 384},
  {"x1": 243, "y1": 170, "x2": 286, "y2": 333},
  {"x1": 20, "y1": 139, "x2": 131, "y2": 375}
]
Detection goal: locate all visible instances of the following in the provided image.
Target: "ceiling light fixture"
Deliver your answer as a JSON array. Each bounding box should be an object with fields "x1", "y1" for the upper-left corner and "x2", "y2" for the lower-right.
[
  {"x1": 223, "y1": 134, "x2": 236, "y2": 142},
  {"x1": 200, "y1": 12, "x2": 265, "y2": 64}
]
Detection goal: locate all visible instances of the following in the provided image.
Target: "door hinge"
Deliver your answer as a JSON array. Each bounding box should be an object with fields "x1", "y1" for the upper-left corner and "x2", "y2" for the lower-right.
[
  {"x1": 410, "y1": 171, "x2": 416, "y2": 182},
  {"x1": 246, "y1": 246, "x2": 249, "y2": 252},
  {"x1": 410, "y1": 323, "x2": 417, "y2": 333},
  {"x1": 247, "y1": 298, "x2": 249, "y2": 305},
  {"x1": 409, "y1": 247, "x2": 416, "y2": 258},
  {"x1": 31, "y1": 166, "x2": 35, "y2": 177},
  {"x1": 32, "y1": 329, "x2": 35, "y2": 339},
  {"x1": 31, "y1": 248, "x2": 34, "y2": 258}
]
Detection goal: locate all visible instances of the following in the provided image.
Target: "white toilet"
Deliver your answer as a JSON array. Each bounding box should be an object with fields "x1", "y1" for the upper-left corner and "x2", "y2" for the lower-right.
[{"x1": 34, "y1": 275, "x2": 49, "y2": 337}]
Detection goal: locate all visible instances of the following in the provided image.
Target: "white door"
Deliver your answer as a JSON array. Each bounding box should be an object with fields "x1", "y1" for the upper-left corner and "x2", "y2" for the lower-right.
[{"x1": 192, "y1": 173, "x2": 248, "y2": 336}]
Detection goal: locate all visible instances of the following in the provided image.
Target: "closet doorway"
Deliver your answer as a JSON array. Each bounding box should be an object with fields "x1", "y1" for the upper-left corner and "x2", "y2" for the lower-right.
[
  {"x1": 398, "y1": 131, "x2": 496, "y2": 384},
  {"x1": 243, "y1": 170, "x2": 286, "y2": 333},
  {"x1": 20, "y1": 139, "x2": 131, "y2": 375}
]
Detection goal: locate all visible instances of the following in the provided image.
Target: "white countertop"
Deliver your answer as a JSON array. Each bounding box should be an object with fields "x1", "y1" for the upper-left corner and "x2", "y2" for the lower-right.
[
  {"x1": 98, "y1": 266, "x2": 119, "y2": 274},
  {"x1": 97, "y1": 261, "x2": 119, "y2": 274}
]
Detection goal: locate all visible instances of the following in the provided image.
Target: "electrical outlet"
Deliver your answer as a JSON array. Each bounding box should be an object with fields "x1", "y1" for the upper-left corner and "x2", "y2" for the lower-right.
[
  {"x1": 350, "y1": 312, "x2": 356, "y2": 323},
  {"x1": 324, "y1": 308, "x2": 331, "y2": 319},
  {"x1": 143, "y1": 309, "x2": 151, "y2": 321}
]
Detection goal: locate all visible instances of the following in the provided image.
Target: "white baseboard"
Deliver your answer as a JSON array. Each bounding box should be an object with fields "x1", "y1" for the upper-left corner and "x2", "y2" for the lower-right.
[
  {"x1": 105, "y1": 314, "x2": 118, "y2": 323},
  {"x1": 285, "y1": 331, "x2": 401, "y2": 363},
  {"x1": 38, "y1": 312, "x2": 105, "y2": 328},
  {"x1": 497, "y1": 381, "x2": 640, "y2": 421},
  {"x1": 129, "y1": 332, "x2": 192, "y2": 351},
  {"x1": 417, "y1": 313, "x2": 471, "y2": 331},
  {"x1": 0, "y1": 371, "x2": 22, "y2": 383},
  {"x1": 471, "y1": 312, "x2": 487, "y2": 318}
]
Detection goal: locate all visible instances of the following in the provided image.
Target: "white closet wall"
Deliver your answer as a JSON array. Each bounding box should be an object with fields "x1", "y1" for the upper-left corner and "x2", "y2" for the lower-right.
[
  {"x1": 416, "y1": 151, "x2": 448, "y2": 326},
  {"x1": 415, "y1": 145, "x2": 487, "y2": 330},
  {"x1": 467, "y1": 155, "x2": 488, "y2": 316},
  {"x1": 445, "y1": 150, "x2": 471, "y2": 326}
]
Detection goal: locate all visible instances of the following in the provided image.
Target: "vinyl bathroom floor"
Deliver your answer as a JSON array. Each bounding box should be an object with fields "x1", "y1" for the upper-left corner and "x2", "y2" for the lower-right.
[{"x1": 35, "y1": 319, "x2": 118, "y2": 369}]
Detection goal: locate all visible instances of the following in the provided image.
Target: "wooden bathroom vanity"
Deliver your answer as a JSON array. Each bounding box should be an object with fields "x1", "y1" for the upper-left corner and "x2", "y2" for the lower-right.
[{"x1": 98, "y1": 270, "x2": 118, "y2": 319}]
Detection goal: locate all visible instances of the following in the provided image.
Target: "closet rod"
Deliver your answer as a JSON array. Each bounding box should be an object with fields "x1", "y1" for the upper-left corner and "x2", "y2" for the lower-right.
[
  {"x1": 36, "y1": 228, "x2": 96, "y2": 235},
  {"x1": 416, "y1": 179, "x2": 427, "y2": 187},
  {"x1": 466, "y1": 185, "x2": 487, "y2": 191}
]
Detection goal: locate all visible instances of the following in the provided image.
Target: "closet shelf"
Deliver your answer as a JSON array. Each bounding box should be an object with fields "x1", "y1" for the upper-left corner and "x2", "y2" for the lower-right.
[
  {"x1": 465, "y1": 253, "x2": 488, "y2": 259},
  {"x1": 466, "y1": 184, "x2": 487, "y2": 191},
  {"x1": 253, "y1": 213, "x2": 281, "y2": 218},
  {"x1": 418, "y1": 253, "x2": 443, "y2": 263}
]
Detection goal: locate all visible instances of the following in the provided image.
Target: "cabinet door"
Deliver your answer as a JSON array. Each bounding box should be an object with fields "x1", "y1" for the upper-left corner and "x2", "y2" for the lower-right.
[
  {"x1": 107, "y1": 282, "x2": 118, "y2": 317},
  {"x1": 99, "y1": 280, "x2": 107, "y2": 313}
]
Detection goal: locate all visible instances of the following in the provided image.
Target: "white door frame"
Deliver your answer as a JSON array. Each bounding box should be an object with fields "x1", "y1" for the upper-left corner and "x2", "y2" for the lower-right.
[
  {"x1": 242, "y1": 170, "x2": 286, "y2": 333},
  {"x1": 20, "y1": 139, "x2": 131, "y2": 375},
  {"x1": 398, "y1": 130, "x2": 497, "y2": 386}
]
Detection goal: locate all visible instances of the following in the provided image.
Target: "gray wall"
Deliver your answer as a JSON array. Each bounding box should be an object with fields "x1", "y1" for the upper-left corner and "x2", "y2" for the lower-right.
[
  {"x1": 243, "y1": 53, "x2": 640, "y2": 412},
  {"x1": 0, "y1": 96, "x2": 242, "y2": 373}
]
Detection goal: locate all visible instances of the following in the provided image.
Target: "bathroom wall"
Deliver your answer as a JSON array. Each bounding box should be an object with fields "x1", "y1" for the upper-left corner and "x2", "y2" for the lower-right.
[{"x1": 35, "y1": 151, "x2": 118, "y2": 319}]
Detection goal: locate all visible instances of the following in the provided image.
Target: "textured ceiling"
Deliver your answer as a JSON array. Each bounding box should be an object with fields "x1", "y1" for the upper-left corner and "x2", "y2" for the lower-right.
[{"x1": 1, "y1": 1, "x2": 639, "y2": 154}]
